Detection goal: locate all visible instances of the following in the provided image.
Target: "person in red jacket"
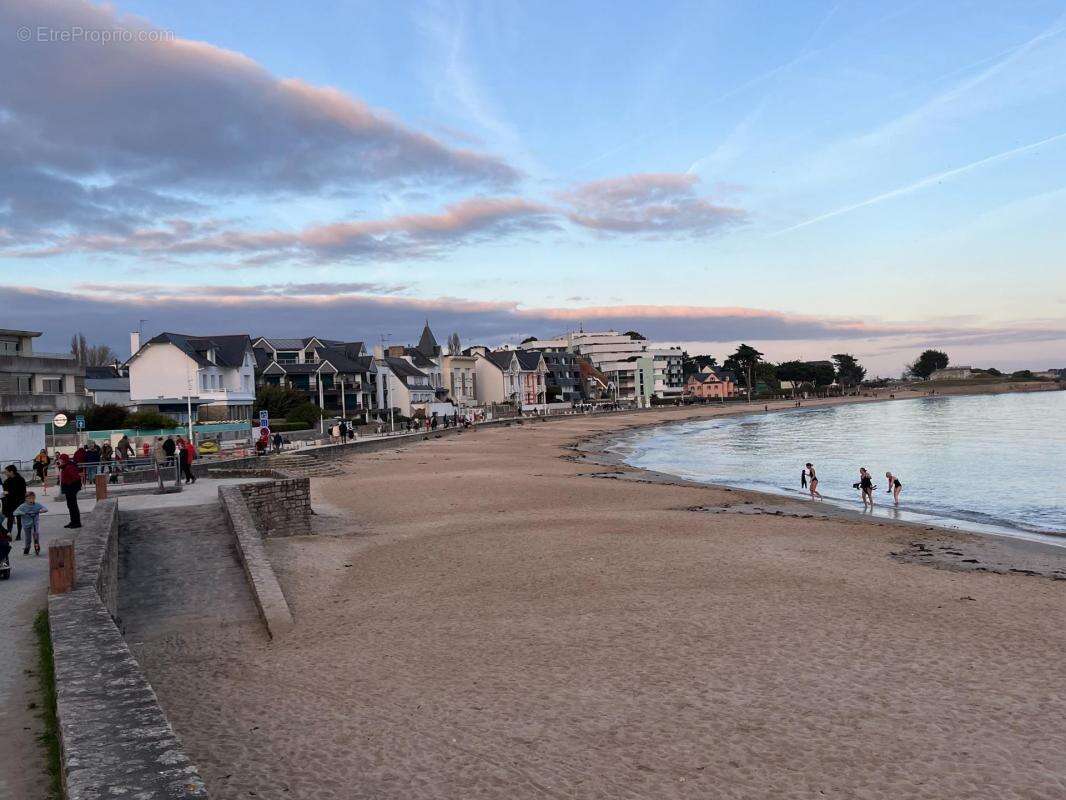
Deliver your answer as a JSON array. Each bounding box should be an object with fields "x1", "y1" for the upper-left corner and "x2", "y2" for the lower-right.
[
  {"x1": 177, "y1": 437, "x2": 197, "y2": 484},
  {"x1": 58, "y1": 454, "x2": 82, "y2": 529}
]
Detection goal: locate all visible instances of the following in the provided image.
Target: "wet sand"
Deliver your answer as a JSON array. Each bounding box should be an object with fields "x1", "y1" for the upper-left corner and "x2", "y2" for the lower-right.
[{"x1": 135, "y1": 396, "x2": 1066, "y2": 800}]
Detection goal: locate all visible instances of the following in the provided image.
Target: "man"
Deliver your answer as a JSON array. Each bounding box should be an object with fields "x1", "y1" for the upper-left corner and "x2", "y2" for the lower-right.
[
  {"x1": 162, "y1": 436, "x2": 176, "y2": 459},
  {"x1": 177, "y1": 437, "x2": 197, "y2": 484},
  {"x1": 58, "y1": 455, "x2": 82, "y2": 529},
  {"x1": 272, "y1": 431, "x2": 283, "y2": 454},
  {"x1": 153, "y1": 437, "x2": 169, "y2": 490},
  {"x1": 116, "y1": 434, "x2": 135, "y2": 460}
]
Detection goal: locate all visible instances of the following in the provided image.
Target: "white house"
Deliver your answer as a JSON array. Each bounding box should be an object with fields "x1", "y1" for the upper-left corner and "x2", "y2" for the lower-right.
[
  {"x1": 475, "y1": 350, "x2": 547, "y2": 406},
  {"x1": 127, "y1": 332, "x2": 256, "y2": 421}
]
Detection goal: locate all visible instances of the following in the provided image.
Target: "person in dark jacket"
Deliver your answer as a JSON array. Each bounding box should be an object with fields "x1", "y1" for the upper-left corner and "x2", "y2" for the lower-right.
[
  {"x1": 2, "y1": 465, "x2": 28, "y2": 540},
  {"x1": 177, "y1": 437, "x2": 197, "y2": 484},
  {"x1": 162, "y1": 436, "x2": 176, "y2": 459},
  {"x1": 58, "y1": 455, "x2": 82, "y2": 529}
]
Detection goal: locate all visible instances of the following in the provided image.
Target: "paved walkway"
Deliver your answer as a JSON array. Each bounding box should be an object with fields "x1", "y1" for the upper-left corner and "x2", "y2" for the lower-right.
[
  {"x1": 0, "y1": 476, "x2": 269, "y2": 800},
  {"x1": 119, "y1": 503, "x2": 260, "y2": 642}
]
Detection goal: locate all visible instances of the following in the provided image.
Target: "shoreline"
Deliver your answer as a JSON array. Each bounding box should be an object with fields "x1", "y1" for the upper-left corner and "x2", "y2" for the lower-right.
[{"x1": 575, "y1": 394, "x2": 1066, "y2": 548}]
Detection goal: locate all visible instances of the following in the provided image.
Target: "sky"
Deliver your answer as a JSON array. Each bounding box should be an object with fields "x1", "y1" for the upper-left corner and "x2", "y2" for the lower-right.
[{"x1": 2, "y1": 0, "x2": 1065, "y2": 375}]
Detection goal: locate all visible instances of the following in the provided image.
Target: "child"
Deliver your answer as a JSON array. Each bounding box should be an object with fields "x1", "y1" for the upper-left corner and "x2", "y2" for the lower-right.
[{"x1": 15, "y1": 492, "x2": 48, "y2": 556}]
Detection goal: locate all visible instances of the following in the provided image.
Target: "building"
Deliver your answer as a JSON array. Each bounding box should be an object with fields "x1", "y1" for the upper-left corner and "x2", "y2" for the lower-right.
[
  {"x1": 381, "y1": 357, "x2": 435, "y2": 417},
  {"x1": 683, "y1": 368, "x2": 737, "y2": 400},
  {"x1": 127, "y1": 332, "x2": 255, "y2": 422},
  {"x1": 598, "y1": 354, "x2": 655, "y2": 406},
  {"x1": 253, "y1": 337, "x2": 376, "y2": 418},
  {"x1": 518, "y1": 339, "x2": 586, "y2": 403},
  {"x1": 929, "y1": 366, "x2": 974, "y2": 381},
  {"x1": 647, "y1": 348, "x2": 685, "y2": 400},
  {"x1": 83, "y1": 364, "x2": 131, "y2": 406},
  {"x1": 441, "y1": 352, "x2": 478, "y2": 406},
  {"x1": 0, "y1": 329, "x2": 88, "y2": 424},
  {"x1": 475, "y1": 350, "x2": 548, "y2": 406}
]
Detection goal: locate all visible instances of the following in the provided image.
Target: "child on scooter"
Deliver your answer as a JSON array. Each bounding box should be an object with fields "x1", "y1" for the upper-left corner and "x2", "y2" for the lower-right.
[{"x1": 15, "y1": 492, "x2": 47, "y2": 556}]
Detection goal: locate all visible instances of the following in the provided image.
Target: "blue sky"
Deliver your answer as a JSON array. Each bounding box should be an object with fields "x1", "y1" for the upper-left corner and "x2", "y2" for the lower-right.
[{"x1": 2, "y1": 0, "x2": 1065, "y2": 374}]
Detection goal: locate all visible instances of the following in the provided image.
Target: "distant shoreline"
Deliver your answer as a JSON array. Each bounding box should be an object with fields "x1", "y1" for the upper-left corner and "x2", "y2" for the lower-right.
[{"x1": 577, "y1": 382, "x2": 1065, "y2": 547}]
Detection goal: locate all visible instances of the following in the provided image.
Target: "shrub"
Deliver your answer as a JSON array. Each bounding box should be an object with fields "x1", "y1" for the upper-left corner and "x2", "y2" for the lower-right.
[
  {"x1": 84, "y1": 403, "x2": 129, "y2": 430},
  {"x1": 269, "y1": 420, "x2": 312, "y2": 433},
  {"x1": 286, "y1": 402, "x2": 323, "y2": 427},
  {"x1": 254, "y1": 385, "x2": 307, "y2": 418},
  {"x1": 125, "y1": 410, "x2": 181, "y2": 430}
]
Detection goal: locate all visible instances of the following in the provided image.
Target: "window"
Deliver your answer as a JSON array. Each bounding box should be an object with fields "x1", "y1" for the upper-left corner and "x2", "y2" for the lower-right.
[
  {"x1": 0, "y1": 338, "x2": 19, "y2": 355},
  {"x1": 15, "y1": 374, "x2": 31, "y2": 394},
  {"x1": 42, "y1": 377, "x2": 63, "y2": 393},
  {"x1": 201, "y1": 374, "x2": 208, "y2": 391}
]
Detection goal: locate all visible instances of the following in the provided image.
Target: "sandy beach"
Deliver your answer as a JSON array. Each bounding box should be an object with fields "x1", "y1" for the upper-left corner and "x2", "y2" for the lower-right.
[{"x1": 133, "y1": 391, "x2": 1066, "y2": 800}]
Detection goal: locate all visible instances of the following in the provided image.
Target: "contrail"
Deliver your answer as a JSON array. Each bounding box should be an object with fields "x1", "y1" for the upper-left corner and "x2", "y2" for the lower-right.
[{"x1": 771, "y1": 130, "x2": 1066, "y2": 236}]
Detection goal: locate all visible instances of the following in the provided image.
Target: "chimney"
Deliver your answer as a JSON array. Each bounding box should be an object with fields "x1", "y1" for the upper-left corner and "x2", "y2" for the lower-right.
[
  {"x1": 130, "y1": 331, "x2": 141, "y2": 356},
  {"x1": 373, "y1": 343, "x2": 384, "y2": 360}
]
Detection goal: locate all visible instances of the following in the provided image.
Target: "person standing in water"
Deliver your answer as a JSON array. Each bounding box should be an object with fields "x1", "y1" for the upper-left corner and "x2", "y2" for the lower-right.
[
  {"x1": 803, "y1": 462, "x2": 822, "y2": 499},
  {"x1": 858, "y1": 467, "x2": 875, "y2": 508},
  {"x1": 885, "y1": 471, "x2": 903, "y2": 505}
]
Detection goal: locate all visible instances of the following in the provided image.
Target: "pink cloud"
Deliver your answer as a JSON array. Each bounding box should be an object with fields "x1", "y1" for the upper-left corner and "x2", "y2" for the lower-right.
[{"x1": 560, "y1": 173, "x2": 746, "y2": 235}]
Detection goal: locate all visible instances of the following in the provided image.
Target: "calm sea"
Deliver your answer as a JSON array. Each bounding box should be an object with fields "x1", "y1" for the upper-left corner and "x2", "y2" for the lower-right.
[{"x1": 610, "y1": 391, "x2": 1066, "y2": 541}]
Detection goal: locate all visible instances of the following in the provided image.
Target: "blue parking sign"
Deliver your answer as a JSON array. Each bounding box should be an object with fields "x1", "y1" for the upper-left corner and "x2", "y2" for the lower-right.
[{"x1": 75, "y1": 415, "x2": 85, "y2": 430}]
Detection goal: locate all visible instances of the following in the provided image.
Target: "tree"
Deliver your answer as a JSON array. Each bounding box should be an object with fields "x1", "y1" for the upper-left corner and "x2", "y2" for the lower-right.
[
  {"x1": 724, "y1": 344, "x2": 764, "y2": 402},
  {"x1": 126, "y1": 410, "x2": 180, "y2": 430},
  {"x1": 831, "y1": 353, "x2": 866, "y2": 390},
  {"x1": 69, "y1": 332, "x2": 117, "y2": 366},
  {"x1": 448, "y1": 332, "x2": 462, "y2": 354},
  {"x1": 909, "y1": 349, "x2": 949, "y2": 380},
  {"x1": 84, "y1": 403, "x2": 129, "y2": 431},
  {"x1": 253, "y1": 385, "x2": 306, "y2": 418},
  {"x1": 520, "y1": 336, "x2": 538, "y2": 345},
  {"x1": 624, "y1": 330, "x2": 646, "y2": 341},
  {"x1": 681, "y1": 353, "x2": 718, "y2": 378}
]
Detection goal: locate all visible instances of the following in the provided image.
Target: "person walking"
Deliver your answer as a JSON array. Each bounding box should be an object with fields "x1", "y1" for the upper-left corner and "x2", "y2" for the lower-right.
[
  {"x1": 803, "y1": 462, "x2": 822, "y2": 499},
  {"x1": 858, "y1": 467, "x2": 875, "y2": 508},
  {"x1": 2, "y1": 465, "x2": 28, "y2": 540},
  {"x1": 116, "y1": 434, "x2": 135, "y2": 460},
  {"x1": 272, "y1": 431, "x2": 282, "y2": 454},
  {"x1": 15, "y1": 491, "x2": 47, "y2": 555},
  {"x1": 162, "y1": 436, "x2": 176, "y2": 460},
  {"x1": 58, "y1": 455, "x2": 82, "y2": 529},
  {"x1": 32, "y1": 449, "x2": 51, "y2": 488},
  {"x1": 153, "y1": 437, "x2": 169, "y2": 490},
  {"x1": 100, "y1": 441, "x2": 114, "y2": 481},
  {"x1": 885, "y1": 471, "x2": 903, "y2": 505},
  {"x1": 178, "y1": 437, "x2": 197, "y2": 484}
]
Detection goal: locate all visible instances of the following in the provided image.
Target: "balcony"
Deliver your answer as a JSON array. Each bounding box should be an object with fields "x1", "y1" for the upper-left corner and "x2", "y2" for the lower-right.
[{"x1": 0, "y1": 392, "x2": 89, "y2": 414}]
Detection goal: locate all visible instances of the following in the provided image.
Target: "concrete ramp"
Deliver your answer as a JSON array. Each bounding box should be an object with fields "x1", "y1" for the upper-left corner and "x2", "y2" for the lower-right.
[{"x1": 118, "y1": 502, "x2": 261, "y2": 639}]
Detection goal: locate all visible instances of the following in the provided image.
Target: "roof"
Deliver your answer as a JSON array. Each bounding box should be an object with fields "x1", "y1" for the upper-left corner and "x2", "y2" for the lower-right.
[
  {"x1": 416, "y1": 322, "x2": 439, "y2": 357},
  {"x1": 404, "y1": 349, "x2": 437, "y2": 369},
  {"x1": 136, "y1": 332, "x2": 251, "y2": 368},
  {"x1": 0, "y1": 329, "x2": 41, "y2": 338},
  {"x1": 488, "y1": 350, "x2": 516, "y2": 370},
  {"x1": 85, "y1": 377, "x2": 130, "y2": 392},
  {"x1": 384, "y1": 357, "x2": 431, "y2": 388},
  {"x1": 257, "y1": 337, "x2": 310, "y2": 350}
]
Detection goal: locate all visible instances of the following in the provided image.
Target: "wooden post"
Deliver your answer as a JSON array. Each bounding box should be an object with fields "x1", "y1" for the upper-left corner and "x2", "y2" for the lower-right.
[
  {"x1": 49, "y1": 540, "x2": 75, "y2": 594},
  {"x1": 95, "y1": 473, "x2": 108, "y2": 500}
]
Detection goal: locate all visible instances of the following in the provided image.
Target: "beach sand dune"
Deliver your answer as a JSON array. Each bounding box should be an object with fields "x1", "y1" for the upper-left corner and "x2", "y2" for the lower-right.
[{"x1": 133, "y1": 403, "x2": 1066, "y2": 800}]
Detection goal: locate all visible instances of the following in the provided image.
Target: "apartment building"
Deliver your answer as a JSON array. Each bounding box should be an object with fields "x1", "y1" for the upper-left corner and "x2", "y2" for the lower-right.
[
  {"x1": 0, "y1": 329, "x2": 89, "y2": 424},
  {"x1": 253, "y1": 337, "x2": 376, "y2": 418}
]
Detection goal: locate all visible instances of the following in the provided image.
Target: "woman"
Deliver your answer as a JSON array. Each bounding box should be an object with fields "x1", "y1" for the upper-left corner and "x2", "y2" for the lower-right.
[
  {"x1": 33, "y1": 449, "x2": 51, "y2": 488},
  {"x1": 177, "y1": 437, "x2": 197, "y2": 484},
  {"x1": 1, "y1": 465, "x2": 27, "y2": 540},
  {"x1": 858, "y1": 467, "x2": 875, "y2": 508},
  {"x1": 803, "y1": 462, "x2": 822, "y2": 499},
  {"x1": 885, "y1": 471, "x2": 903, "y2": 505},
  {"x1": 58, "y1": 454, "x2": 82, "y2": 529}
]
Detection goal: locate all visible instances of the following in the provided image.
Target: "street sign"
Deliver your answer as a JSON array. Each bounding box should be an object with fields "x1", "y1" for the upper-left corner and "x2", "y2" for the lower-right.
[
  {"x1": 75, "y1": 415, "x2": 86, "y2": 430},
  {"x1": 259, "y1": 409, "x2": 269, "y2": 425},
  {"x1": 53, "y1": 413, "x2": 68, "y2": 428}
]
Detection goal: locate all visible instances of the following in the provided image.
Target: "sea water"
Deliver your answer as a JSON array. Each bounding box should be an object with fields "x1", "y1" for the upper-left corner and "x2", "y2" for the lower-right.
[{"x1": 610, "y1": 391, "x2": 1066, "y2": 542}]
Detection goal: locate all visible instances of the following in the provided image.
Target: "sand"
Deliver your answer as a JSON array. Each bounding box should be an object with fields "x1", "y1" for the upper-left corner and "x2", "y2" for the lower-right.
[{"x1": 133, "y1": 396, "x2": 1066, "y2": 800}]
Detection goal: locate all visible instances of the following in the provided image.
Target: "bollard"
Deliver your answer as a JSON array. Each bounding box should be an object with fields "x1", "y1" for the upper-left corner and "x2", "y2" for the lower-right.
[
  {"x1": 95, "y1": 473, "x2": 108, "y2": 500},
  {"x1": 49, "y1": 539, "x2": 75, "y2": 594}
]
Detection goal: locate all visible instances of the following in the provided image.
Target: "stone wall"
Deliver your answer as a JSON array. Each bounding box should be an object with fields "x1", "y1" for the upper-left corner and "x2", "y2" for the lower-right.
[
  {"x1": 48, "y1": 499, "x2": 209, "y2": 798},
  {"x1": 237, "y1": 477, "x2": 311, "y2": 537},
  {"x1": 218, "y1": 485, "x2": 294, "y2": 639}
]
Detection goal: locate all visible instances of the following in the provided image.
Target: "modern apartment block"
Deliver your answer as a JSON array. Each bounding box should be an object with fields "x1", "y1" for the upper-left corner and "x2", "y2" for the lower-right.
[
  {"x1": 647, "y1": 348, "x2": 685, "y2": 400},
  {"x1": 253, "y1": 337, "x2": 376, "y2": 418},
  {"x1": 0, "y1": 329, "x2": 88, "y2": 424}
]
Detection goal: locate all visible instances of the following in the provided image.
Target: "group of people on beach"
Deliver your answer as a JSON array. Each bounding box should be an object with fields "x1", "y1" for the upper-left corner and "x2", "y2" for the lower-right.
[{"x1": 802, "y1": 463, "x2": 903, "y2": 507}]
